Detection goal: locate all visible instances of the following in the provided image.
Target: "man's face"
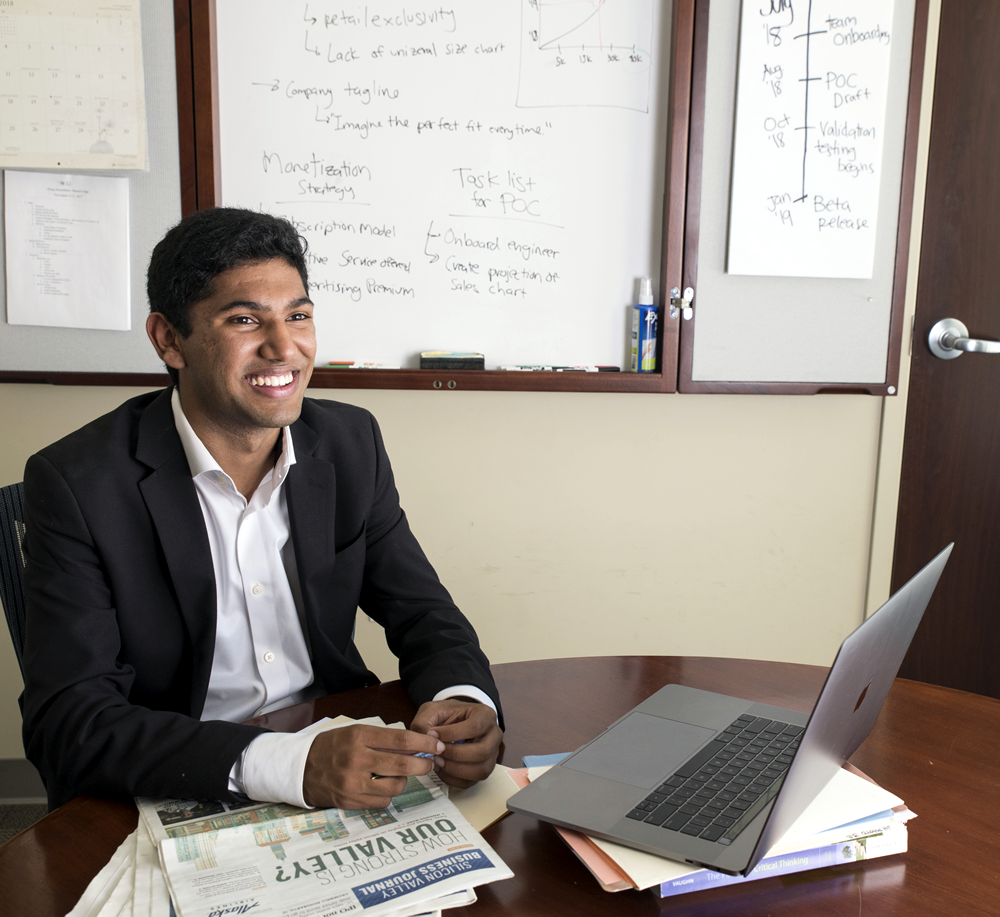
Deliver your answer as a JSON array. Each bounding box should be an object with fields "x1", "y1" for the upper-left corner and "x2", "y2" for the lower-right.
[{"x1": 164, "y1": 258, "x2": 316, "y2": 437}]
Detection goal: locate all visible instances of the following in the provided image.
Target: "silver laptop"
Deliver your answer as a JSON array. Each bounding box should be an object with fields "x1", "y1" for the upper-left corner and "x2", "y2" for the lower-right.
[{"x1": 507, "y1": 544, "x2": 952, "y2": 876}]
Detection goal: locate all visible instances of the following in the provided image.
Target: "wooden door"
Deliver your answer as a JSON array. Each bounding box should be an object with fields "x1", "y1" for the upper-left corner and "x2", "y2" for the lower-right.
[{"x1": 892, "y1": 1, "x2": 1000, "y2": 699}]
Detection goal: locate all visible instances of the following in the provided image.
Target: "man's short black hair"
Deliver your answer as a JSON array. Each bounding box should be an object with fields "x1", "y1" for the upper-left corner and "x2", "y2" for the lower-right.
[{"x1": 147, "y1": 208, "x2": 309, "y2": 383}]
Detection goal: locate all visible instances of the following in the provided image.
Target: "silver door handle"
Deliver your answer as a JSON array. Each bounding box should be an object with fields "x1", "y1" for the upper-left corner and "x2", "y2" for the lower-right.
[{"x1": 928, "y1": 318, "x2": 1000, "y2": 360}]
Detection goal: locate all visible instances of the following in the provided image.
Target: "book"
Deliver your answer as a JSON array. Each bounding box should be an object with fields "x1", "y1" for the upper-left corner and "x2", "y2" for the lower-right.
[{"x1": 654, "y1": 818, "x2": 908, "y2": 897}]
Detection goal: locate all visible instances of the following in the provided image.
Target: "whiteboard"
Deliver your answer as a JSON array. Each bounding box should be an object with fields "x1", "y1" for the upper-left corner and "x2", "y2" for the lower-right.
[
  {"x1": 216, "y1": 1, "x2": 673, "y2": 370},
  {"x1": 689, "y1": 0, "x2": 915, "y2": 384}
]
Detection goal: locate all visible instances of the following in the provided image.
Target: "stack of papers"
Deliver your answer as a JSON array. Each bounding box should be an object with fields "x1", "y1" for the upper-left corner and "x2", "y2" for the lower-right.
[
  {"x1": 67, "y1": 717, "x2": 516, "y2": 917},
  {"x1": 509, "y1": 763, "x2": 913, "y2": 897}
]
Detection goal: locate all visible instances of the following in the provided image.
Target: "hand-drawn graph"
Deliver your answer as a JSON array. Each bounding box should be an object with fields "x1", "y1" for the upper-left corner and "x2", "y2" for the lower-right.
[
  {"x1": 727, "y1": 0, "x2": 897, "y2": 279},
  {"x1": 517, "y1": 0, "x2": 655, "y2": 111}
]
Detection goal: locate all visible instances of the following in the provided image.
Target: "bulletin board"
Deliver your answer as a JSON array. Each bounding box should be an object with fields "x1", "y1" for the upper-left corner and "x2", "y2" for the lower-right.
[{"x1": 0, "y1": 0, "x2": 180, "y2": 381}]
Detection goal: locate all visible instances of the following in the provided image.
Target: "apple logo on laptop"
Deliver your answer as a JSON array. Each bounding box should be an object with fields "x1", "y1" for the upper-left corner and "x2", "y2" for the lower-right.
[{"x1": 854, "y1": 681, "x2": 872, "y2": 713}]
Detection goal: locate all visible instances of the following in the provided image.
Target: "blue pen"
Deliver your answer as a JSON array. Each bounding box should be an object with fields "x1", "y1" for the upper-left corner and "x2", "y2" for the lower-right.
[{"x1": 412, "y1": 739, "x2": 464, "y2": 758}]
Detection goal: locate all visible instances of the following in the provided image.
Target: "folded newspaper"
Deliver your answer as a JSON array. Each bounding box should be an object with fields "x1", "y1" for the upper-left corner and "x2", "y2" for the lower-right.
[
  {"x1": 146, "y1": 766, "x2": 511, "y2": 917},
  {"x1": 67, "y1": 716, "x2": 513, "y2": 917}
]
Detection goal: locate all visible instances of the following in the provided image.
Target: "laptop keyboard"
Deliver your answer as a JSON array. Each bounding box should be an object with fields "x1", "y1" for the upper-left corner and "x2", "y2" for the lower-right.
[{"x1": 624, "y1": 713, "x2": 803, "y2": 845}]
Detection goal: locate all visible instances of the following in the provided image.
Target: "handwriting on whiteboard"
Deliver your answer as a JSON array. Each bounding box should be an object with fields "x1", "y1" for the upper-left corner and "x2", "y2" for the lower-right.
[
  {"x1": 727, "y1": 0, "x2": 896, "y2": 279},
  {"x1": 216, "y1": 0, "x2": 665, "y2": 368}
]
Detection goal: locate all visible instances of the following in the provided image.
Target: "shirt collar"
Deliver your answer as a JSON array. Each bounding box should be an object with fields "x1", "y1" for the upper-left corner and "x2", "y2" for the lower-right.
[{"x1": 170, "y1": 387, "x2": 297, "y2": 483}]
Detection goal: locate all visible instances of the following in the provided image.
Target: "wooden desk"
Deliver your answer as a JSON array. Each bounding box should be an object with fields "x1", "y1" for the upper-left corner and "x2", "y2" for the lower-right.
[{"x1": 3, "y1": 656, "x2": 998, "y2": 916}]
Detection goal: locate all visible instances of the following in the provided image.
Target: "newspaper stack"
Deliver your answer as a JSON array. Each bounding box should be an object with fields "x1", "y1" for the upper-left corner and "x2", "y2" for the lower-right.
[
  {"x1": 151, "y1": 771, "x2": 510, "y2": 917},
  {"x1": 67, "y1": 717, "x2": 514, "y2": 917}
]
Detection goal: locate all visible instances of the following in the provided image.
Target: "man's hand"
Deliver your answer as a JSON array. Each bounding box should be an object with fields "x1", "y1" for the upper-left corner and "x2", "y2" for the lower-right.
[
  {"x1": 302, "y1": 724, "x2": 444, "y2": 810},
  {"x1": 410, "y1": 699, "x2": 502, "y2": 789}
]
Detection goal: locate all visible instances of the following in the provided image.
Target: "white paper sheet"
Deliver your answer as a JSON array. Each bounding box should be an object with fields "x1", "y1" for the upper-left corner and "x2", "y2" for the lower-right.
[
  {"x1": 0, "y1": 0, "x2": 147, "y2": 170},
  {"x1": 66, "y1": 828, "x2": 137, "y2": 917},
  {"x1": 4, "y1": 169, "x2": 130, "y2": 330},
  {"x1": 727, "y1": 0, "x2": 897, "y2": 278}
]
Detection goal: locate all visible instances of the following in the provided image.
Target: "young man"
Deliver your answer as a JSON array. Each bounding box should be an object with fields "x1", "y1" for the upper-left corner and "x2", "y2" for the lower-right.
[{"x1": 21, "y1": 208, "x2": 502, "y2": 811}]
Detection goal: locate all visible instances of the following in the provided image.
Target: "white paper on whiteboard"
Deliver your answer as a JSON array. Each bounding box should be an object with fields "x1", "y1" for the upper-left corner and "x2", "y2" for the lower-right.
[
  {"x1": 4, "y1": 170, "x2": 131, "y2": 330},
  {"x1": 727, "y1": 1, "x2": 896, "y2": 279}
]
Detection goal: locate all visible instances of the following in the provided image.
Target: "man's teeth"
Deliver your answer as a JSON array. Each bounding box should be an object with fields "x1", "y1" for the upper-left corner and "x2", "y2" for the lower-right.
[{"x1": 249, "y1": 372, "x2": 294, "y2": 387}]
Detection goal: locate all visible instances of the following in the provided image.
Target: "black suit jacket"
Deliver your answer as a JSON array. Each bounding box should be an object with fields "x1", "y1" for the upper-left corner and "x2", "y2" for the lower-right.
[{"x1": 21, "y1": 388, "x2": 501, "y2": 809}]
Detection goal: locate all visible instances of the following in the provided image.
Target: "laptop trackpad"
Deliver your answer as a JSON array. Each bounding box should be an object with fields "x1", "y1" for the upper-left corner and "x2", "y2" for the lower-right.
[{"x1": 562, "y1": 712, "x2": 716, "y2": 789}]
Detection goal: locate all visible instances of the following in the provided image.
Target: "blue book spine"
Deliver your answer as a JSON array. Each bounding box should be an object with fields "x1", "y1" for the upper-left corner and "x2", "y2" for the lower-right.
[{"x1": 656, "y1": 841, "x2": 862, "y2": 898}]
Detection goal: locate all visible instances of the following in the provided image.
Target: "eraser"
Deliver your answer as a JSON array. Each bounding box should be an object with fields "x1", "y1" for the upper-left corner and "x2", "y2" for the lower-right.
[{"x1": 419, "y1": 351, "x2": 485, "y2": 370}]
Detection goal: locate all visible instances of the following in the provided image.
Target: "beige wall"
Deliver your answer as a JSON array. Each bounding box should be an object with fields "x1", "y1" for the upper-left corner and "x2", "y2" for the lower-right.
[{"x1": 0, "y1": 384, "x2": 883, "y2": 758}]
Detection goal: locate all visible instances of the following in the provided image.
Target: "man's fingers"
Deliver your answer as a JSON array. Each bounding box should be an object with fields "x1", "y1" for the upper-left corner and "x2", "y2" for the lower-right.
[
  {"x1": 307, "y1": 765, "x2": 411, "y2": 811},
  {"x1": 303, "y1": 725, "x2": 439, "y2": 809},
  {"x1": 411, "y1": 699, "x2": 492, "y2": 735},
  {"x1": 367, "y1": 749, "x2": 436, "y2": 781},
  {"x1": 432, "y1": 722, "x2": 502, "y2": 788},
  {"x1": 412, "y1": 700, "x2": 500, "y2": 745},
  {"x1": 354, "y1": 775, "x2": 408, "y2": 803},
  {"x1": 410, "y1": 700, "x2": 466, "y2": 731},
  {"x1": 435, "y1": 724, "x2": 503, "y2": 761},
  {"x1": 433, "y1": 752, "x2": 497, "y2": 787},
  {"x1": 436, "y1": 737, "x2": 489, "y2": 765},
  {"x1": 410, "y1": 701, "x2": 503, "y2": 792},
  {"x1": 357, "y1": 724, "x2": 444, "y2": 756}
]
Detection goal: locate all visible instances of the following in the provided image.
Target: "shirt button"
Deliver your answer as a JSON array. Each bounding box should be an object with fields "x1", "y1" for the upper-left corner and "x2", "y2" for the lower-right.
[
  {"x1": 252, "y1": 584, "x2": 264, "y2": 595},
  {"x1": 263, "y1": 652, "x2": 275, "y2": 663}
]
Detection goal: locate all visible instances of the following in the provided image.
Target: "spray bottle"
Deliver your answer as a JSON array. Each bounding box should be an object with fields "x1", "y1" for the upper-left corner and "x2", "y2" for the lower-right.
[{"x1": 630, "y1": 277, "x2": 657, "y2": 373}]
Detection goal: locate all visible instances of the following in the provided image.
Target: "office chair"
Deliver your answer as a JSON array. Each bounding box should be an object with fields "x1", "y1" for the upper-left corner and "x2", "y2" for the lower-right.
[{"x1": 0, "y1": 482, "x2": 26, "y2": 677}]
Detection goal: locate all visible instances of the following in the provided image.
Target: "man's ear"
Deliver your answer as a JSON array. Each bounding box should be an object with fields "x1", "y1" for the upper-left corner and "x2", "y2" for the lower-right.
[{"x1": 146, "y1": 313, "x2": 186, "y2": 371}]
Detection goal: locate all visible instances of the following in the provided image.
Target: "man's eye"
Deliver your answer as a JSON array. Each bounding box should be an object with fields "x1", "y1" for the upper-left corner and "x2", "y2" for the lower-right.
[
  {"x1": 231, "y1": 315, "x2": 256, "y2": 325},
  {"x1": 289, "y1": 312, "x2": 312, "y2": 321}
]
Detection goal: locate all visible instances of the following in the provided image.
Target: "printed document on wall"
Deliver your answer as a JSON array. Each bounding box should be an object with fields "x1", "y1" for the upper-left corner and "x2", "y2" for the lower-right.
[
  {"x1": 727, "y1": 0, "x2": 896, "y2": 278},
  {"x1": 4, "y1": 170, "x2": 130, "y2": 331},
  {"x1": 0, "y1": 0, "x2": 147, "y2": 170}
]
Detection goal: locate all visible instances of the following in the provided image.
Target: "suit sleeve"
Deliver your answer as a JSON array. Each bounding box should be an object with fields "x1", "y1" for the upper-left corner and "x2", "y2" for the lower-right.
[
  {"x1": 356, "y1": 416, "x2": 504, "y2": 728},
  {"x1": 20, "y1": 453, "x2": 267, "y2": 809}
]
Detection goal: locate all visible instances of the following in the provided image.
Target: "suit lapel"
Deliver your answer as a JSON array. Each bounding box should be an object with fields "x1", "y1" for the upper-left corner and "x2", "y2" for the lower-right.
[
  {"x1": 285, "y1": 417, "x2": 339, "y2": 654},
  {"x1": 135, "y1": 389, "x2": 218, "y2": 716}
]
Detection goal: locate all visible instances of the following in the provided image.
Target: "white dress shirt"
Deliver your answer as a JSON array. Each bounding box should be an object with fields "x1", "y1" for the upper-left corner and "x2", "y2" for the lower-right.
[{"x1": 171, "y1": 392, "x2": 494, "y2": 807}]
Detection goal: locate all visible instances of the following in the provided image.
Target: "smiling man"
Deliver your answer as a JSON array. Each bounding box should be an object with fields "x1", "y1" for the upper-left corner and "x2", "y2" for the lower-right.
[{"x1": 20, "y1": 208, "x2": 503, "y2": 811}]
